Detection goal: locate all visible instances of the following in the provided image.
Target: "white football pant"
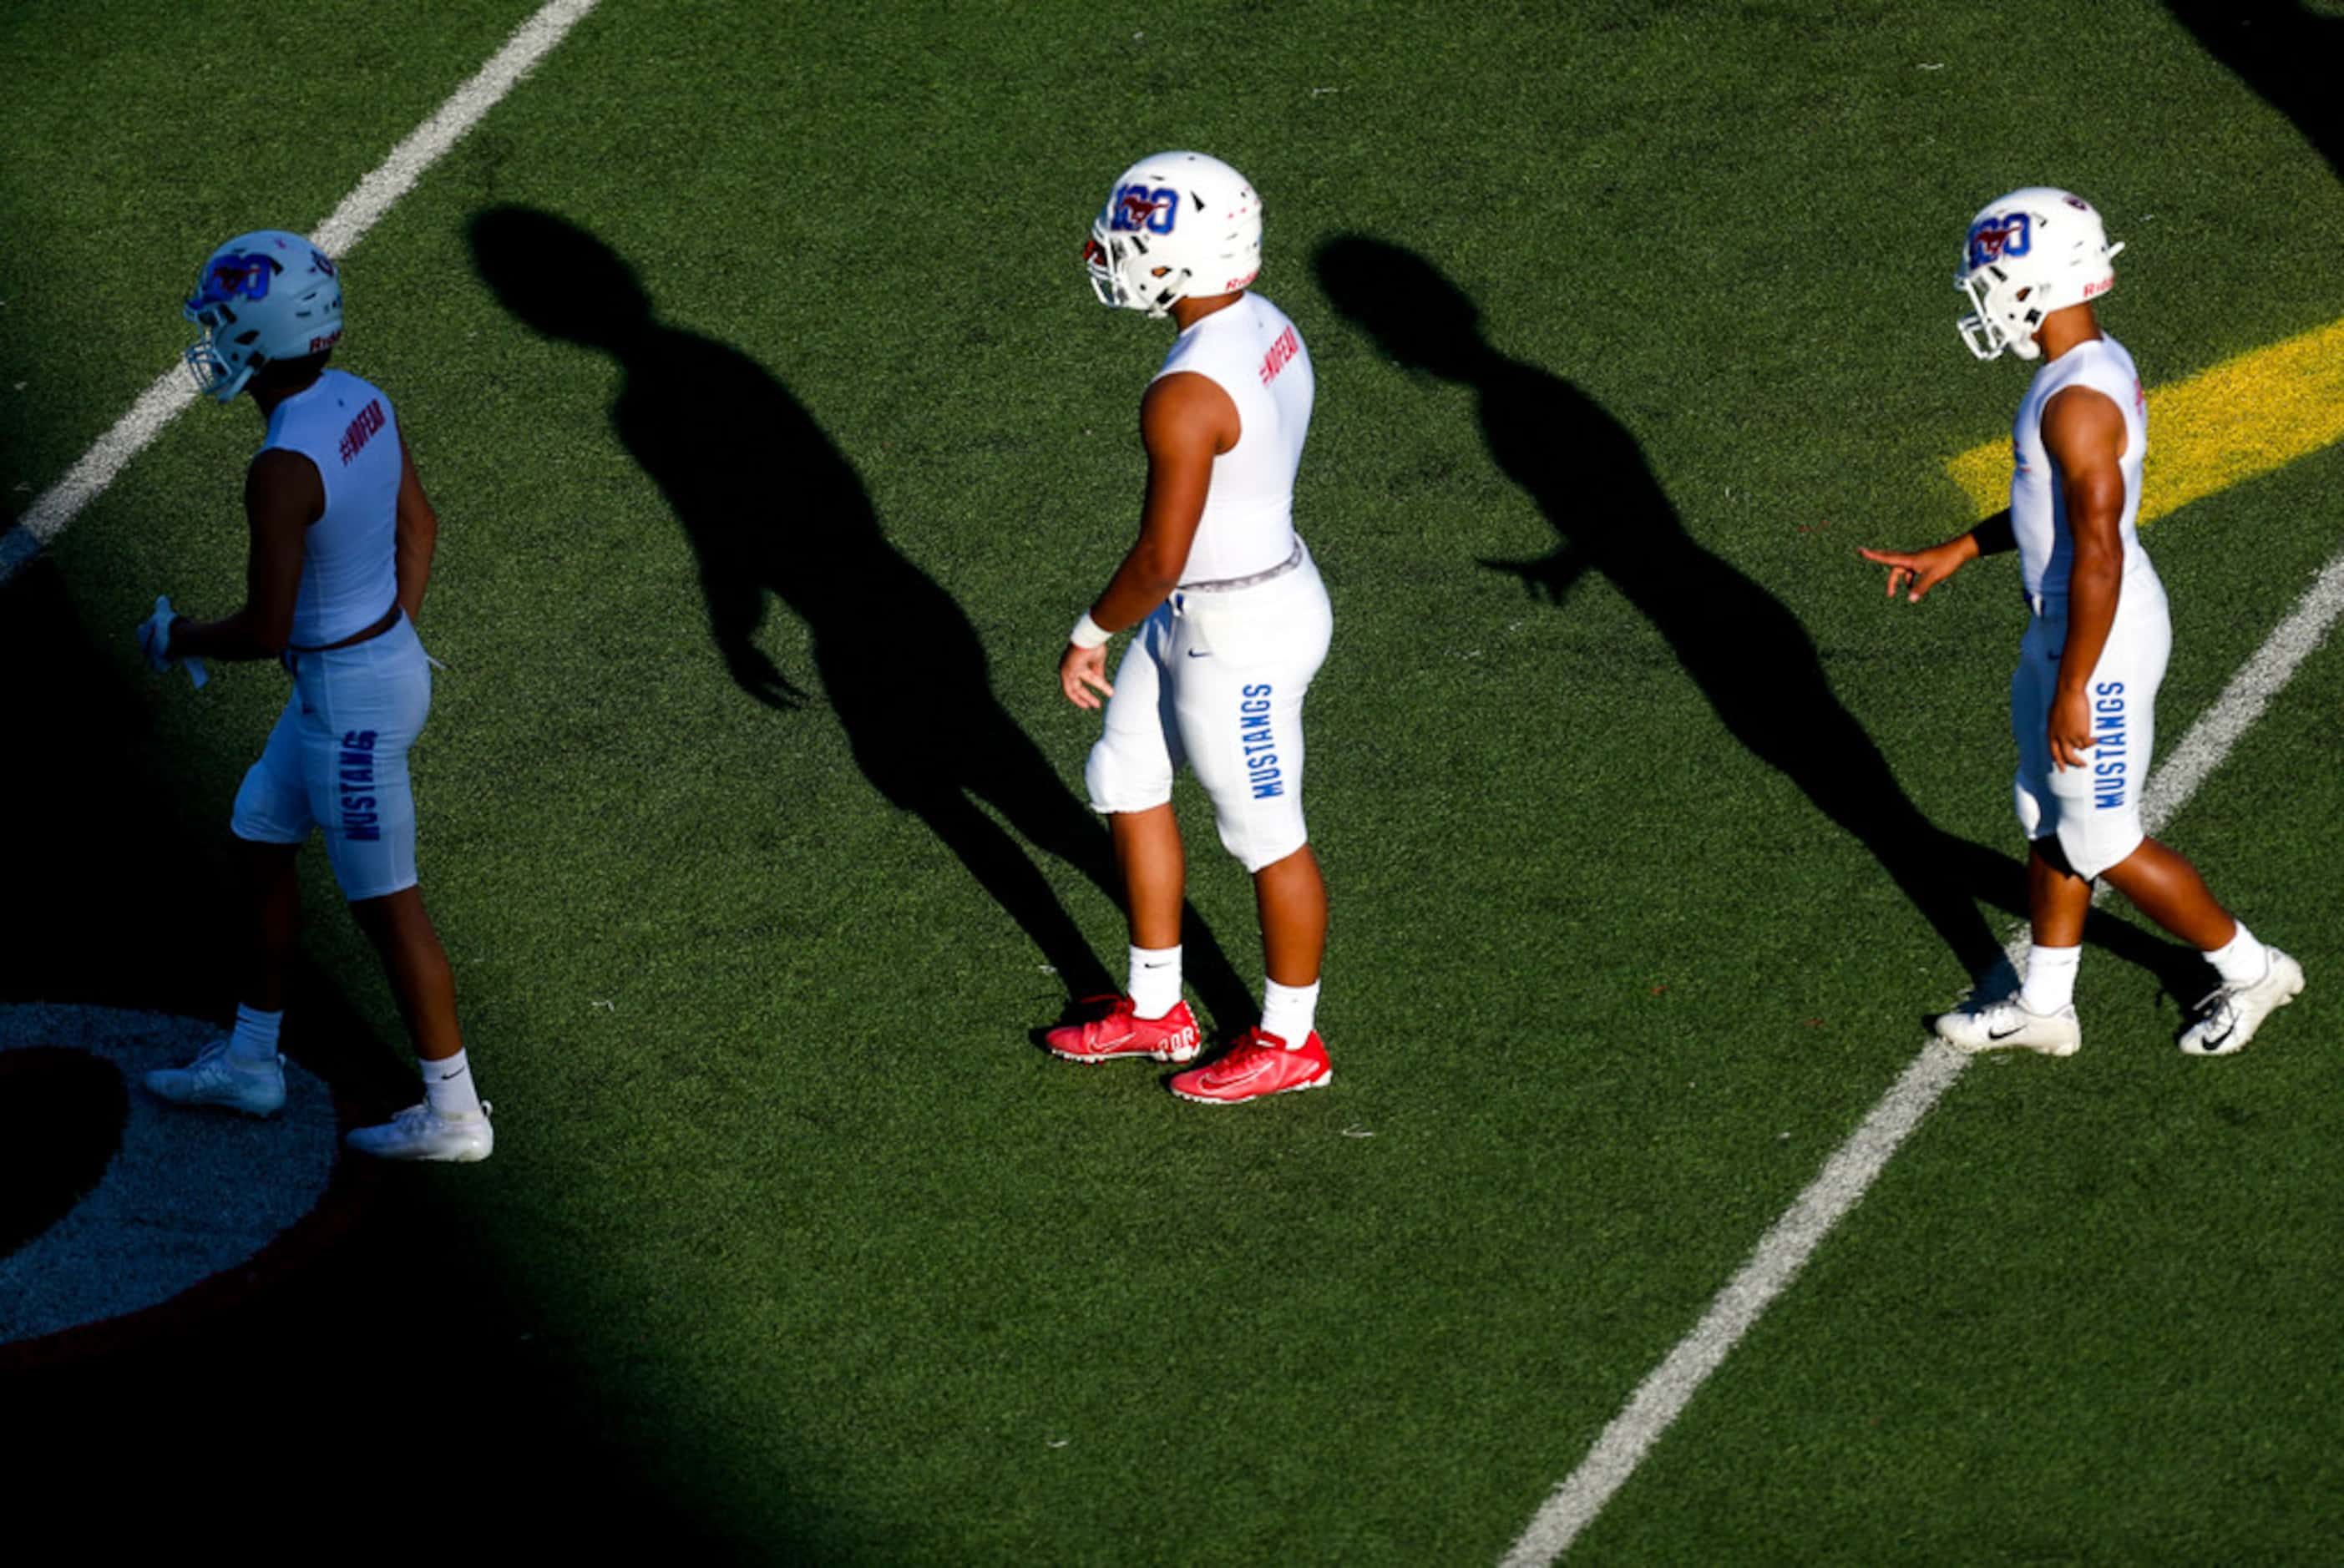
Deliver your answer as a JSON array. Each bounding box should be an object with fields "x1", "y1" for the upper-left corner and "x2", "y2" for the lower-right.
[
  {"x1": 1086, "y1": 547, "x2": 1332, "y2": 872},
  {"x1": 2010, "y1": 566, "x2": 2170, "y2": 880},
  {"x1": 231, "y1": 614, "x2": 433, "y2": 901}
]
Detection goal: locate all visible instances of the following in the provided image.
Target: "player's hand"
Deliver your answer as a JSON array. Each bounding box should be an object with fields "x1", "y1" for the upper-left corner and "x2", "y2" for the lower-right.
[
  {"x1": 1856, "y1": 541, "x2": 1968, "y2": 603},
  {"x1": 1060, "y1": 642, "x2": 1113, "y2": 710},
  {"x1": 2048, "y1": 685, "x2": 2098, "y2": 772}
]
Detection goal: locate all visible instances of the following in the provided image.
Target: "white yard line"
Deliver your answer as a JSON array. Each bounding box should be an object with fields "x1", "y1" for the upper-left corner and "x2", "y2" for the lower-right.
[
  {"x1": 0, "y1": 0, "x2": 601, "y2": 589},
  {"x1": 1501, "y1": 544, "x2": 2344, "y2": 1565}
]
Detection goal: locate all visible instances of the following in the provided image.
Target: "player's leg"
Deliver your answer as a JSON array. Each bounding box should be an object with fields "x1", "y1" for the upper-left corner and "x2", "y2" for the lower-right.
[
  {"x1": 967, "y1": 701, "x2": 1255, "y2": 1027},
  {"x1": 1048, "y1": 606, "x2": 1203, "y2": 1064},
  {"x1": 2027, "y1": 836, "x2": 2092, "y2": 947},
  {"x1": 1255, "y1": 843, "x2": 1327, "y2": 995},
  {"x1": 1166, "y1": 569, "x2": 1334, "y2": 1102},
  {"x1": 2061, "y1": 574, "x2": 2299, "y2": 1050},
  {"x1": 2095, "y1": 840, "x2": 2301, "y2": 1054},
  {"x1": 341, "y1": 885, "x2": 488, "y2": 1161},
  {"x1": 1111, "y1": 802, "x2": 1188, "y2": 1022},
  {"x1": 1111, "y1": 803, "x2": 1185, "y2": 950},
  {"x1": 238, "y1": 832, "x2": 303, "y2": 1014},
  {"x1": 348, "y1": 886, "x2": 462, "y2": 1061},
  {"x1": 145, "y1": 695, "x2": 311, "y2": 1115},
  {"x1": 1935, "y1": 622, "x2": 2083, "y2": 1056},
  {"x1": 1936, "y1": 832, "x2": 2092, "y2": 1057},
  {"x1": 311, "y1": 626, "x2": 492, "y2": 1158},
  {"x1": 2096, "y1": 839, "x2": 2234, "y2": 948},
  {"x1": 1257, "y1": 842, "x2": 1326, "y2": 987}
]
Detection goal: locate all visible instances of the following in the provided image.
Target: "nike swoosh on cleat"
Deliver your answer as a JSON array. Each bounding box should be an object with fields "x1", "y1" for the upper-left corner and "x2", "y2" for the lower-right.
[{"x1": 1987, "y1": 1024, "x2": 2028, "y2": 1040}]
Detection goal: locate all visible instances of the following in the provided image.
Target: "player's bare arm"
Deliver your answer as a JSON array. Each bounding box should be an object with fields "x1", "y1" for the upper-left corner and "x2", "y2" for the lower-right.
[
  {"x1": 392, "y1": 430, "x2": 438, "y2": 623},
  {"x1": 169, "y1": 448, "x2": 321, "y2": 661},
  {"x1": 1058, "y1": 369, "x2": 1235, "y2": 708},
  {"x1": 1857, "y1": 508, "x2": 2015, "y2": 603},
  {"x1": 2039, "y1": 384, "x2": 2129, "y2": 771}
]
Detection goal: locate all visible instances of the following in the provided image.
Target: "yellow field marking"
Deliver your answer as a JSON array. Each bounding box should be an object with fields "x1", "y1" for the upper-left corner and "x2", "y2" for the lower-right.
[{"x1": 1945, "y1": 316, "x2": 2344, "y2": 524}]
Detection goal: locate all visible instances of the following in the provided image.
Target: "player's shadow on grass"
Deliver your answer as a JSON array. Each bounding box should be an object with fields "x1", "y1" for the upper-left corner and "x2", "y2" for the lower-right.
[
  {"x1": 466, "y1": 208, "x2": 1251, "y2": 1029},
  {"x1": 1315, "y1": 236, "x2": 2200, "y2": 999},
  {"x1": 2164, "y1": 2, "x2": 2342, "y2": 181}
]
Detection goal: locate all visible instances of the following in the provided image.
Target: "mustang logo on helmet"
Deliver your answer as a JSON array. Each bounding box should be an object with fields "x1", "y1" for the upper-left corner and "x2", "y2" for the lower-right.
[
  {"x1": 1111, "y1": 185, "x2": 1178, "y2": 235},
  {"x1": 197, "y1": 254, "x2": 283, "y2": 306},
  {"x1": 1966, "y1": 215, "x2": 2031, "y2": 271}
]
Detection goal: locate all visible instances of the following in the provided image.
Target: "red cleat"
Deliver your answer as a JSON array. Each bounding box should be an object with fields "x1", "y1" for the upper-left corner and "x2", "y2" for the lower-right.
[
  {"x1": 1168, "y1": 1027, "x2": 1332, "y2": 1105},
  {"x1": 1043, "y1": 995, "x2": 1202, "y2": 1065}
]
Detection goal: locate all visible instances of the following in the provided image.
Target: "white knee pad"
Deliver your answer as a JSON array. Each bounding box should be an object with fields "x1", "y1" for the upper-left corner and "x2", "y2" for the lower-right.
[
  {"x1": 1213, "y1": 807, "x2": 1309, "y2": 875},
  {"x1": 232, "y1": 695, "x2": 316, "y2": 846},
  {"x1": 1085, "y1": 728, "x2": 1175, "y2": 816},
  {"x1": 2054, "y1": 812, "x2": 2144, "y2": 881},
  {"x1": 2012, "y1": 771, "x2": 2044, "y2": 842},
  {"x1": 1086, "y1": 606, "x2": 1182, "y2": 816}
]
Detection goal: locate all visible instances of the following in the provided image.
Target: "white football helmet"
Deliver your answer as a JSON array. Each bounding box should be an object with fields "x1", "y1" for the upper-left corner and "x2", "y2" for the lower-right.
[
  {"x1": 1955, "y1": 188, "x2": 2124, "y2": 362},
  {"x1": 1083, "y1": 151, "x2": 1262, "y2": 318},
  {"x1": 183, "y1": 230, "x2": 344, "y2": 402}
]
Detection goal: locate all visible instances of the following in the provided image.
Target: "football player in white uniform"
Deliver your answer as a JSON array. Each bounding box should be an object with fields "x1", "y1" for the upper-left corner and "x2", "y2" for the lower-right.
[
  {"x1": 139, "y1": 230, "x2": 494, "y2": 1160},
  {"x1": 1049, "y1": 153, "x2": 1337, "y2": 1104},
  {"x1": 1861, "y1": 189, "x2": 2302, "y2": 1057}
]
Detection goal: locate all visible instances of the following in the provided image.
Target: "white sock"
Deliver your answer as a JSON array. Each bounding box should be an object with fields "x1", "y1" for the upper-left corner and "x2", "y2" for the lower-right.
[
  {"x1": 1258, "y1": 979, "x2": 1321, "y2": 1047},
  {"x1": 422, "y1": 1050, "x2": 483, "y2": 1119},
  {"x1": 2018, "y1": 944, "x2": 2082, "y2": 1014},
  {"x1": 1128, "y1": 944, "x2": 1182, "y2": 1019},
  {"x1": 2205, "y1": 922, "x2": 2270, "y2": 987},
  {"x1": 228, "y1": 1003, "x2": 283, "y2": 1065}
]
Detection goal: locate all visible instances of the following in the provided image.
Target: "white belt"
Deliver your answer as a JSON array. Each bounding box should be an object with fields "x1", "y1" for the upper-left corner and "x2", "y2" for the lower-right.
[{"x1": 1178, "y1": 539, "x2": 1305, "y2": 594}]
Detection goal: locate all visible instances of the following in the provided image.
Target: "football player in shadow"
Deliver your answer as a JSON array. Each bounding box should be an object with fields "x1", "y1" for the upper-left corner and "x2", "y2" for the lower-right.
[
  {"x1": 465, "y1": 208, "x2": 1251, "y2": 1031},
  {"x1": 1314, "y1": 235, "x2": 2200, "y2": 1001},
  {"x1": 140, "y1": 230, "x2": 493, "y2": 1161},
  {"x1": 1861, "y1": 190, "x2": 2301, "y2": 1058}
]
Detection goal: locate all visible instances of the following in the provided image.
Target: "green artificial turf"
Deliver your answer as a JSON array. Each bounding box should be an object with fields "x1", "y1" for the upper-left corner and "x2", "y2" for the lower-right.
[{"x1": 4, "y1": 1, "x2": 2340, "y2": 1560}]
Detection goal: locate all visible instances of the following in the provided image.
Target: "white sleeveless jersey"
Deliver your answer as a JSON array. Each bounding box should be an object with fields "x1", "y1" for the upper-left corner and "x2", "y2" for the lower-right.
[
  {"x1": 2008, "y1": 336, "x2": 2149, "y2": 599},
  {"x1": 261, "y1": 368, "x2": 402, "y2": 645},
  {"x1": 1152, "y1": 292, "x2": 1314, "y2": 584}
]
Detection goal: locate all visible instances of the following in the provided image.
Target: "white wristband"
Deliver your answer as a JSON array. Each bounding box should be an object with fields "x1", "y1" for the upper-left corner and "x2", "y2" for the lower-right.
[{"x1": 1069, "y1": 611, "x2": 1111, "y2": 650}]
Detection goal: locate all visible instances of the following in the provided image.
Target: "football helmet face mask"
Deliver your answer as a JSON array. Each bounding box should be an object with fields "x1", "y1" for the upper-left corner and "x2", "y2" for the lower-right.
[
  {"x1": 184, "y1": 230, "x2": 343, "y2": 402},
  {"x1": 1084, "y1": 151, "x2": 1263, "y2": 318},
  {"x1": 1955, "y1": 188, "x2": 2124, "y2": 362}
]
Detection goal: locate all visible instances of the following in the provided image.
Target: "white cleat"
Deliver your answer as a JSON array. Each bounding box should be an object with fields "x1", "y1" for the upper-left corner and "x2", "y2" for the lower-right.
[
  {"x1": 1932, "y1": 999, "x2": 2081, "y2": 1057},
  {"x1": 143, "y1": 1039, "x2": 286, "y2": 1115},
  {"x1": 346, "y1": 1101, "x2": 494, "y2": 1163},
  {"x1": 2179, "y1": 948, "x2": 2305, "y2": 1057}
]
